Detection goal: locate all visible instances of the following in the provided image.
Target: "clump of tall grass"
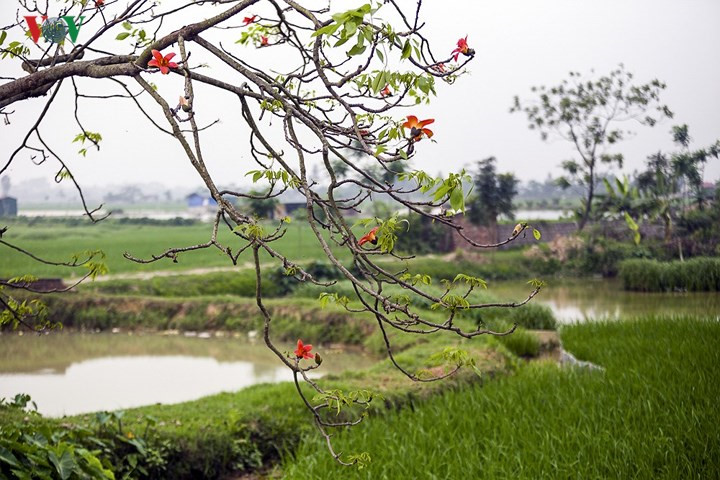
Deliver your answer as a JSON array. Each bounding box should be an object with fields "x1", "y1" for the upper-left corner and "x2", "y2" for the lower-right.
[
  {"x1": 495, "y1": 327, "x2": 540, "y2": 357},
  {"x1": 619, "y1": 257, "x2": 720, "y2": 292},
  {"x1": 507, "y1": 303, "x2": 557, "y2": 330}
]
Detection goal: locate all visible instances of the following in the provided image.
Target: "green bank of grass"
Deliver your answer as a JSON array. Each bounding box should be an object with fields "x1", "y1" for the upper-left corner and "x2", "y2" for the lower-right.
[
  {"x1": 25, "y1": 293, "x2": 377, "y2": 346},
  {"x1": 106, "y1": 337, "x2": 510, "y2": 479},
  {"x1": 620, "y1": 257, "x2": 720, "y2": 292},
  {"x1": 283, "y1": 315, "x2": 720, "y2": 479},
  {"x1": 0, "y1": 218, "x2": 348, "y2": 277},
  {"x1": 384, "y1": 250, "x2": 555, "y2": 282}
]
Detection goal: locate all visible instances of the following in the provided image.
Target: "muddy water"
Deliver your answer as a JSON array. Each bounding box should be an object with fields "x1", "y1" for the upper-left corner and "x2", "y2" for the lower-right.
[
  {"x1": 488, "y1": 277, "x2": 720, "y2": 323},
  {"x1": 0, "y1": 333, "x2": 374, "y2": 417}
]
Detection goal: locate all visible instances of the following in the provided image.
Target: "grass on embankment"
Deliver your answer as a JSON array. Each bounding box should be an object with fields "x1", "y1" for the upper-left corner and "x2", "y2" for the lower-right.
[
  {"x1": 283, "y1": 315, "x2": 720, "y2": 479},
  {"x1": 620, "y1": 257, "x2": 720, "y2": 292},
  {"x1": 1, "y1": 327, "x2": 514, "y2": 479},
  {"x1": 112, "y1": 338, "x2": 511, "y2": 478}
]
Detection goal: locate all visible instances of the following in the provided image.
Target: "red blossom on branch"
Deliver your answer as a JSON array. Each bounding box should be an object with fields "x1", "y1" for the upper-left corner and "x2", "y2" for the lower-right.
[
  {"x1": 295, "y1": 339, "x2": 313, "y2": 359},
  {"x1": 402, "y1": 115, "x2": 435, "y2": 142},
  {"x1": 260, "y1": 35, "x2": 269, "y2": 47},
  {"x1": 451, "y1": 35, "x2": 474, "y2": 62},
  {"x1": 94, "y1": 0, "x2": 104, "y2": 7},
  {"x1": 242, "y1": 15, "x2": 258, "y2": 26},
  {"x1": 380, "y1": 84, "x2": 392, "y2": 97},
  {"x1": 147, "y1": 50, "x2": 178, "y2": 75},
  {"x1": 358, "y1": 227, "x2": 379, "y2": 246}
]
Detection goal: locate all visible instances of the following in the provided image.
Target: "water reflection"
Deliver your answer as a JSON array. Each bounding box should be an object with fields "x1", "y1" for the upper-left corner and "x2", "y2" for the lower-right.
[
  {"x1": 0, "y1": 355, "x2": 294, "y2": 417},
  {"x1": 489, "y1": 278, "x2": 720, "y2": 323},
  {"x1": 0, "y1": 334, "x2": 374, "y2": 417}
]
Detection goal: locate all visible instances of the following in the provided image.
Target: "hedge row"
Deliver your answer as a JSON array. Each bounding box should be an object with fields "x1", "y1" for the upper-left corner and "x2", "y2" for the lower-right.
[{"x1": 619, "y1": 257, "x2": 720, "y2": 292}]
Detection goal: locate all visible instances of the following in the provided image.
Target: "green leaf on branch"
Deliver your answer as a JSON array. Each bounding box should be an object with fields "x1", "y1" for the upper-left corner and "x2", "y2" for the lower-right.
[
  {"x1": 401, "y1": 40, "x2": 411, "y2": 59},
  {"x1": 318, "y1": 292, "x2": 350, "y2": 309},
  {"x1": 84, "y1": 261, "x2": 109, "y2": 280},
  {"x1": 453, "y1": 273, "x2": 487, "y2": 289},
  {"x1": 234, "y1": 224, "x2": 266, "y2": 240},
  {"x1": 398, "y1": 273, "x2": 432, "y2": 286},
  {"x1": 347, "y1": 452, "x2": 372, "y2": 470}
]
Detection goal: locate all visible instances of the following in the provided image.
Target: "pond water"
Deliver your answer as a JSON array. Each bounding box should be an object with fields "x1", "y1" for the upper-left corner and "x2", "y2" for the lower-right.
[
  {"x1": 1, "y1": 279, "x2": 717, "y2": 416},
  {"x1": 0, "y1": 333, "x2": 374, "y2": 417},
  {"x1": 489, "y1": 277, "x2": 720, "y2": 323}
]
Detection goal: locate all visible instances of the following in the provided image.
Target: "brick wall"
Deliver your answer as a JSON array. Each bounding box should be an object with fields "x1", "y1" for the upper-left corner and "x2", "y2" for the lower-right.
[{"x1": 450, "y1": 217, "x2": 665, "y2": 251}]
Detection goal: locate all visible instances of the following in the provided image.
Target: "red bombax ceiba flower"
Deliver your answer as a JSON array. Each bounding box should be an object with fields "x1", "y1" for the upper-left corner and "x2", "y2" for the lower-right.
[
  {"x1": 242, "y1": 15, "x2": 258, "y2": 25},
  {"x1": 295, "y1": 339, "x2": 313, "y2": 360},
  {"x1": 260, "y1": 35, "x2": 269, "y2": 47},
  {"x1": 358, "y1": 227, "x2": 379, "y2": 246},
  {"x1": 402, "y1": 115, "x2": 434, "y2": 142},
  {"x1": 451, "y1": 35, "x2": 474, "y2": 62},
  {"x1": 147, "y1": 50, "x2": 178, "y2": 75}
]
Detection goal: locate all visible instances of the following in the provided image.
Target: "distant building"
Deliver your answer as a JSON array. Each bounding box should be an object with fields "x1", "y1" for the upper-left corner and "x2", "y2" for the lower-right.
[
  {"x1": 186, "y1": 193, "x2": 217, "y2": 208},
  {"x1": 0, "y1": 197, "x2": 17, "y2": 217}
]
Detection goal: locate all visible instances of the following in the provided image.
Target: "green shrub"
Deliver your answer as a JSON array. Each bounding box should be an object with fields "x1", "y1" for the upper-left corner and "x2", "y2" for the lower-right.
[
  {"x1": 497, "y1": 328, "x2": 540, "y2": 357},
  {"x1": 0, "y1": 396, "x2": 167, "y2": 479},
  {"x1": 456, "y1": 301, "x2": 557, "y2": 332},
  {"x1": 394, "y1": 214, "x2": 454, "y2": 254},
  {"x1": 568, "y1": 237, "x2": 652, "y2": 277},
  {"x1": 86, "y1": 270, "x2": 283, "y2": 298},
  {"x1": 507, "y1": 303, "x2": 557, "y2": 330},
  {"x1": 619, "y1": 257, "x2": 720, "y2": 292}
]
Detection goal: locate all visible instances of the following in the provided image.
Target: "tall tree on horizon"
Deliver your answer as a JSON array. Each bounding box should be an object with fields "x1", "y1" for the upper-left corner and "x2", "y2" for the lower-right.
[
  {"x1": 511, "y1": 64, "x2": 673, "y2": 230},
  {"x1": 468, "y1": 157, "x2": 519, "y2": 226}
]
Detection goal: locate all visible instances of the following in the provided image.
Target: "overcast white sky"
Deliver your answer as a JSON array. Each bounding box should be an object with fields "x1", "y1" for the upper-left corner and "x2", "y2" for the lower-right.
[{"x1": 1, "y1": 0, "x2": 719, "y2": 193}]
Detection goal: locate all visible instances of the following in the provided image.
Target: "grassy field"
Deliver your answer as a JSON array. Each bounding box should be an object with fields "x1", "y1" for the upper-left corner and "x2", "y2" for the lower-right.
[
  {"x1": 0, "y1": 218, "x2": 349, "y2": 277},
  {"x1": 1, "y1": 217, "x2": 554, "y2": 282},
  {"x1": 283, "y1": 315, "x2": 720, "y2": 479}
]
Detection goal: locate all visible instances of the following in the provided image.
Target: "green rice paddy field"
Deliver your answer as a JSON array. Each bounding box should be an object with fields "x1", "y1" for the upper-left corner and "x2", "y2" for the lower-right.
[{"x1": 283, "y1": 315, "x2": 720, "y2": 479}]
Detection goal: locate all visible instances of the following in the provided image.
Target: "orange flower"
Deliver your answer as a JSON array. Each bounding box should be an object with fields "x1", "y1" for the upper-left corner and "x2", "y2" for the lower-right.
[
  {"x1": 402, "y1": 115, "x2": 434, "y2": 142},
  {"x1": 380, "y1": 84, "x2": 392, "y2": 97},
  {"x1": 358, "y1": 226, "x2": 379, "y2": 246},
  {"x1": 294, "y1": 339, "x2": 313, "y2": 359},
  {"x1": 260, "y1": 35, "x2": 269, "y2": 47},
  {"x1": 147, "y1": 50, "x2": 178, "y2": 75},
  {"x1": 451, "y1": 35, "x2": 473, "y2": 62},
  {"x1": 242, "y1": 15, "x2": 258, "y2": 26}
]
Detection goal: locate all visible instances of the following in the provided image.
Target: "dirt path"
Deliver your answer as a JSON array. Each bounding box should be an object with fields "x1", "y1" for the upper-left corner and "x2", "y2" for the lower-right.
[{"x1": 79, "y1": 264, "x2": 256, "y2": 282}]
